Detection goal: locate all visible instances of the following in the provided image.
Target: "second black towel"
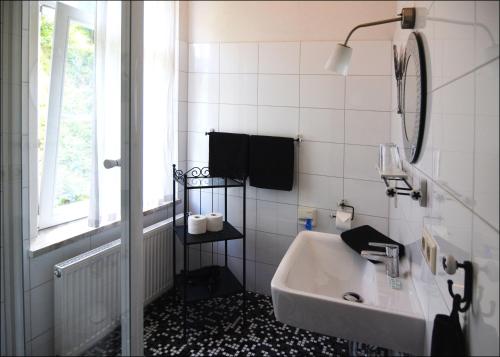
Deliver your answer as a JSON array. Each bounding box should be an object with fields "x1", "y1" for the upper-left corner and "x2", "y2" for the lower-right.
[{"x1": 249, "y1": 135, "x2": 294, "y2": 191}]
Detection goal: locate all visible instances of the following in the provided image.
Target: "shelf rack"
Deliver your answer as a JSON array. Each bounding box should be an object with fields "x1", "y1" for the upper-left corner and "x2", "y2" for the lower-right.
[{"x1": 172, "y1": 164, "x2": 247, "y2": 337}]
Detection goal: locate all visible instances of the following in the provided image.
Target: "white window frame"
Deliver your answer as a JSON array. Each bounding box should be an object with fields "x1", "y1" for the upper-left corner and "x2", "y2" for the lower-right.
[{"x1": 38, "y1": 1, "x2": 95, "y2": 229}]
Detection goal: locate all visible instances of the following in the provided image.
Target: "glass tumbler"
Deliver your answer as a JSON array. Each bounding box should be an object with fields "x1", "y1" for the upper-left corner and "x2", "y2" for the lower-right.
[{"x1": 379, "y1": 143, "x2": 402, "y2": 174}]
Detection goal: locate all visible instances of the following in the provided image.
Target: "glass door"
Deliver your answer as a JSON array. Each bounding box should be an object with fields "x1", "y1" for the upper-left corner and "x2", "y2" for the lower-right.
[{"x1": 29, "y1": 1, "x2": 144, "y2": 355}]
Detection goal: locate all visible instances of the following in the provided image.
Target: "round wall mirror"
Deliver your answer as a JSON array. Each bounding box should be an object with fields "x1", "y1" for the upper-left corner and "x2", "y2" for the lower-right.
[{"x1": 401, "y1": 32, "x2": 427, "y2": 163}]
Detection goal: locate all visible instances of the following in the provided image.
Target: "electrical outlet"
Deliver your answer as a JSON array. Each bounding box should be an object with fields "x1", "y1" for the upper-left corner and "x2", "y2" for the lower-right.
[{"x1": 421, "y1": 226, "x2": 437, "y2": 274}]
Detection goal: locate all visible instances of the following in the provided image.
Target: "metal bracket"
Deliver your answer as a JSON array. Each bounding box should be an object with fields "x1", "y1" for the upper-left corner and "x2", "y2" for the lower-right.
[{"x1": 382, "y1": 175, "x2": 427, "y2": 207}]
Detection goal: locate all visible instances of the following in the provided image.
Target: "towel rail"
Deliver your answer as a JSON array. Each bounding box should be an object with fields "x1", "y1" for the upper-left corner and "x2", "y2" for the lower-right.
[{"x1": 204, "y1": 130, "x2": 302, "y2": 142}]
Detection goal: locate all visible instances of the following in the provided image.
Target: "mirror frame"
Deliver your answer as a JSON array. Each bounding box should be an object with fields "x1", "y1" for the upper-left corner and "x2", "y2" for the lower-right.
[{"x1": 401, "y1": 31, "x2": 427, "y2": 164}]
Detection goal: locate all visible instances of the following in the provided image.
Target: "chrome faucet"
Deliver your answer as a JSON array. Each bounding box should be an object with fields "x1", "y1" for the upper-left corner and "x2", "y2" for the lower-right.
[{"x1": 361, "y1": 242, "x2": 400, "y2": 278}]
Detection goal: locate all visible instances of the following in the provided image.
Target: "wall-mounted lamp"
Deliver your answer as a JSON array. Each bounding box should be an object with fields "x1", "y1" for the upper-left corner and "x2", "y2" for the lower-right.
[{"x1": 324, "y1": 8, "x2": 416, "y2": 75}]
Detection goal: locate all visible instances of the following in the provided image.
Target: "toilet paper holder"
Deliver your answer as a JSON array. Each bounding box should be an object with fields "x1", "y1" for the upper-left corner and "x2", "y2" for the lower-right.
[{"x1": 330, "y1": 200, "x2": 355, "y2": 220}]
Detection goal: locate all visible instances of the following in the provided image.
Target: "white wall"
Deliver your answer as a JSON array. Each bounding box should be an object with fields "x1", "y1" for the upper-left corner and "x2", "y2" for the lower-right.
[
  {"x1": 390, "y1": 1, "x2": 499, "y2": 355},
  {"x1": 188, "y1": 1, "x2": 396, "y2": 42},
  {"x1": 185, "y1": 1, "x2": 396, "y2": 297}
]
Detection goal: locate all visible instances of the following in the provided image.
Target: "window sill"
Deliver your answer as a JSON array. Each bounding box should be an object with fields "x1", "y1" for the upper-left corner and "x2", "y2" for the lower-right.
[{"x1": 29, "y1": 199, "x2": 181, "y2": 258}]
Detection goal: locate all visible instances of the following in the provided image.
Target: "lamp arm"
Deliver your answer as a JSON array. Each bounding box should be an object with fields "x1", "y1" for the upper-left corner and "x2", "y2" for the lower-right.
[{"x1": 344, "y1": 16, "x2": 402, "y2": 46}]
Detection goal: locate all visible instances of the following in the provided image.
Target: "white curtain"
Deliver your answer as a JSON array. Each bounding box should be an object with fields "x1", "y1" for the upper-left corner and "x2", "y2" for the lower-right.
[
  {"x1": 89, "y1": 1, "x2": 176, "y2": 226},
  {"x1": 143, "y1": 1, "x2": 176, "y2": 210},
  {"x1": 89, "y1": 1, "x2": 122, "y2": 227}
]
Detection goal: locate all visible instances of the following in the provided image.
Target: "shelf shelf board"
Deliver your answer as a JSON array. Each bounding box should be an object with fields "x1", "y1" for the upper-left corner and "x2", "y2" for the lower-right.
[
  {"x1": 174, "y1": 221, "x2": 244, "y2": 245},
  {"x1": 174, "y1": 176, "x2": 245, "y2": 189},
  {"x1": 175, "y1": 266, "x2": 244, "y2": 303}
]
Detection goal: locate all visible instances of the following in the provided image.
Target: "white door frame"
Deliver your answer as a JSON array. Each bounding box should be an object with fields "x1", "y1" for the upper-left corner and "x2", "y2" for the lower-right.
[{"x1": 121, "y1": 1, "x2": 144, "y2": 356}]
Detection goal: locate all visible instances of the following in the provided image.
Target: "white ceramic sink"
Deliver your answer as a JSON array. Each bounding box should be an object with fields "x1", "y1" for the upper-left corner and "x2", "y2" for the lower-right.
[{"x1": 271, "y1": 230, "x2": 425, "y2": 355}]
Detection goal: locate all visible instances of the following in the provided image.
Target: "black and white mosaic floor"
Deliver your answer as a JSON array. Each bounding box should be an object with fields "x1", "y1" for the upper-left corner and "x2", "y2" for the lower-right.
[{"x1": 83, "y1": 292, "x2": 407, "y2": 356}]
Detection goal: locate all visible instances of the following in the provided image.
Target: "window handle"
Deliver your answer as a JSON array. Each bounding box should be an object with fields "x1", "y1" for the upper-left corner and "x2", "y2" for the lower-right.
[{"x1": 103, "y1": 159, "x2": 121, "y2": 169}]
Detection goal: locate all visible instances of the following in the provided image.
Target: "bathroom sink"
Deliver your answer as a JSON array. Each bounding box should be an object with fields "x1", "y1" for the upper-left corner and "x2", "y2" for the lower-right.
[{"x1": 271, "y1": 231, "x2": 425, "y2": 355}]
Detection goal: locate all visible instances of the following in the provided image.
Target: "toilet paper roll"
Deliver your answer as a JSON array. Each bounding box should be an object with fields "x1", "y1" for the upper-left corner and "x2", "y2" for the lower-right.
[
  {"x1": 188, "y1": 215, "x2": 207, "y2": 235},
  {"x1": 206, "y1": 212, "x2": 224, "y2": 232},
  {"x1": 335, "y1": 210, "x2": 352, "y2": 231}
]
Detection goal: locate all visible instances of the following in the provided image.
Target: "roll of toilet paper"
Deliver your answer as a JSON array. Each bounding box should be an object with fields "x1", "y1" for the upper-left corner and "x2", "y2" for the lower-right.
[
  {"x1": 206, "y1": 212, "x2": 224, "y2": 232},
  {"x1": 188, "y1": 215, "x2": 207, "y2": 235},
  {"x1": 335, "y1": 210, "x2": 352, "y2": 231}
]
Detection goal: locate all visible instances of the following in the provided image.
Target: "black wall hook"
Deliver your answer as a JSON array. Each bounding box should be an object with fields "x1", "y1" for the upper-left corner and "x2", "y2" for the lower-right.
[{"x1": 442, "y1": 257, "x2": 473, "y2": 313}]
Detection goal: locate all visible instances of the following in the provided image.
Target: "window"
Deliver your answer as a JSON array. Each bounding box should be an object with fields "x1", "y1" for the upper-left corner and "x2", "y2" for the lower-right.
[
  {"x1": 38, "y1": 2, "x2": 96, "y2": 228},
  {"x1": 34, "y1": 1, "x2": 178, "y2": 234}
]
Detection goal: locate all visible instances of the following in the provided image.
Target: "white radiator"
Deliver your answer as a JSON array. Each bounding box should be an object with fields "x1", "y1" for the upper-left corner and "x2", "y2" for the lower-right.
[{"x1": 54, "y1": 220, "x2": 173, "y2": 356}]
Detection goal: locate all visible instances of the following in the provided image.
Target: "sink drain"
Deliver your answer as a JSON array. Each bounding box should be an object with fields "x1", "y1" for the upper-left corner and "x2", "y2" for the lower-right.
[{"x1": 342, "y1": 292, "x2": 363, "y2": 303}]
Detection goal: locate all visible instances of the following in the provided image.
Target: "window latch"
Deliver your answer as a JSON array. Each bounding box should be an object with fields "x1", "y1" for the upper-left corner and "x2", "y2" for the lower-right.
[{"x1": 103, "y1": 159, "x2": 121, "y2": 169}]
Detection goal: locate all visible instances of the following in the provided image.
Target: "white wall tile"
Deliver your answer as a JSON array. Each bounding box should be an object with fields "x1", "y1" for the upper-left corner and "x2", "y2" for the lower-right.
[
  {"x1": 475, "y1": 1, "x2": 499, "y2": 66},
  {"x1": 189, "y1": 43, "x2": 220, "y2": 73},
  {"x1": 187, "y1": 132, "x2": 209, "y2": 162},
  {"x1": 31, "y1": 328, "x2": 54, "y2": 356},
  {"x1": 299, "y1": 141, "x2": 343, "y2": 177},
  {"x1": 298, "y1": 174, "x2": 343, "y2": 210},
  {"x1": 257, "y1": 106, "x2": 299, "y2": 138},
  {"x1": 344, "y1": 178, "x2": 388, "y2": 217},
  {"x1": 259, "y1": 42, "x2": 300, "y2": 74},
  {"x1": 474, "y1": 59, "x2": 499, "y2": 229},
  {"x1": 227, "y1": 256, "x2": 256, "y2": 292},
  {"x1": 227, "y1": 228, "x2": 256, "y2": 260},
  {"x1": 344, "y1": 145, "x2": 379, "y2": 181},
  {"x1": 29, "y1": 238, "x2": 90, "y2": 288},
  {"x1": 30, "y1": 281, "x2": 53, "y2": 338},
  {"x1": 188, "y1": 73, "x2": 219, "y2": 103},
  {"x1": 179, "y1": 41, "x2": 188, "y2": 72},
  {"x1": 256, "y1": 177, "x2": 298, "y2": 205},
  {"x1": 258, "y1": 75, "x2": 299, "y2": 107},
  {"x1": 220, "y1": 74, "x2": 257, "y2": 105},
  {"x1": 178, "y1": 131, "x2": 187, "y2": 162},
  {"x1": 178, "y1": 71, "x2": 188, "y2": 101},
  {"x1": 219, "y1": 104, "x2": 258, "y2": 135},
  {"x1": 348, "y1": 41, "x2": 392, "y2": 76},
  {"x1": 299, "y1": 108, "x2": 344, "y2": 143},
  {"x1": 255, "y1": 231, "x2": 294, "y2": 266},
  {"x1": 178, "y1": 101, "x2": 188, "y2": 131},
  {"x1": 433, "y1": 1, "x2": 475, "y2": 82},
  {"x1": 345, "y1": 76, "x2": 391, "y2": 111},
  {"x1": 352, "y1": 214, "x2": 388, "y2": 235},
  {"x1": 300, "y1": 41, "x2": 336, "y2": 75},
  {"x1": 188, "y1": 102, "x2": 219, "y2": 133},
  {"x1": 255, "y1": 262, "x2": 277, "y2": 295},
  {"x1": 220, "y1": 195, "x2": 257, "y2": 230},
  {"x1": 256, "y1": 201, "x2": 298, "y2": 237},
  {"x1": 299, "y1": 75, "x2": 344, "y2": 109},
  {"x1": 220, "y1": 42, "x2": 258, "y2": 73},
  {"x1": 345, "y1": 110, "x2": 390, "y2": 146},
  {"x1": 470, "y1": 215, "x2": 499, "y2": 356}
]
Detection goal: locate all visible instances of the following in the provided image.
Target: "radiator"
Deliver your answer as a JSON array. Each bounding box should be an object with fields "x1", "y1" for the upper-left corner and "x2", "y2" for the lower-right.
[{"x1": 54, "y1": 220, "x2": 173, "y2": 356}]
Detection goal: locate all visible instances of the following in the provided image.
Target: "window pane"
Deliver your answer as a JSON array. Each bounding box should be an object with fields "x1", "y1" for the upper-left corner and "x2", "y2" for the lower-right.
[
  {"x1": 53, "y1": 20, "x2": 95, "y2": 208},
  {"x1": 38, "y1": 5, "x2": 55, "y2": 190}
]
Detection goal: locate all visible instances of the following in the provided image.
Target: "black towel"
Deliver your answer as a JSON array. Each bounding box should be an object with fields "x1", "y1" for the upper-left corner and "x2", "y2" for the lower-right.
[
  {"x1": 208, "y1": 132, "x2": 249, "y2": 179},
  {"x1": 431, "y1": 296, "x2": 466, "y2": 356},
  {"x1": 248, "y1": 135, "x2": 294, "y2": 191},
  {"x1": 340, "y1": 225, "x2": 405, "y2": 264}
]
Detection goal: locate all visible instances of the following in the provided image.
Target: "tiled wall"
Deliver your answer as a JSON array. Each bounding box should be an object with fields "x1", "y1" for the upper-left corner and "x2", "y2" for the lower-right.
[
  {"x1": 185, "y1": 40, "x2": 393, "y2": 295},
  {"x1": 390, "y1": 1, "x2": 499, "y2": 355}
]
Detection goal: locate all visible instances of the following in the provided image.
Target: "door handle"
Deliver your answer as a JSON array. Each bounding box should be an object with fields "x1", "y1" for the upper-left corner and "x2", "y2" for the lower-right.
[{"x1": 103, "y1": 159, "x2": 121, "y2": 169}]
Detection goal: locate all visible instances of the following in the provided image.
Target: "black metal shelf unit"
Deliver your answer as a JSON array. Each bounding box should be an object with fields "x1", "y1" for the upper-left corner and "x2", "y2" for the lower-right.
[{"x1": 172, "y1": 164, "x2": 247, "y2": 336}]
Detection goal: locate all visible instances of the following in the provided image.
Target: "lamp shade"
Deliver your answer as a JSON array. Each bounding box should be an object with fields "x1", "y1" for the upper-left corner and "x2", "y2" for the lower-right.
[{"x1": 324, "y1": 44, "x2": 353, "y2": 75}]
